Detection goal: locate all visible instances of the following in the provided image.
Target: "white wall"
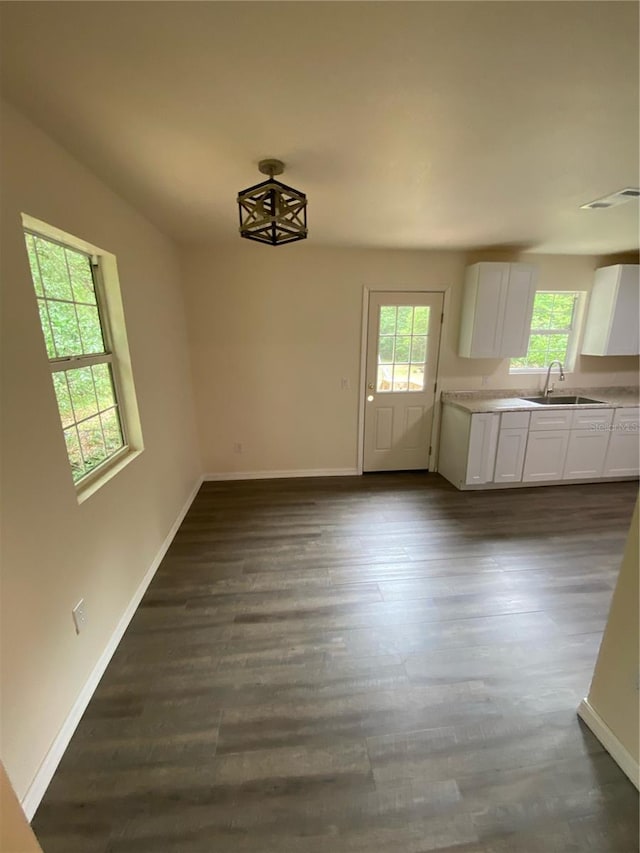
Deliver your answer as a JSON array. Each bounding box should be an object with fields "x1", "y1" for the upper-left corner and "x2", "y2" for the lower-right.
[
  {"x1": 0, "y1": 101, "x2": 201, "y2": 802},
  {"x1": 181, "y1": 242, "x2": 638, "y2": 475},
  {"x1": 581, "y1": 499, "x2": 639, "y2": 786}
]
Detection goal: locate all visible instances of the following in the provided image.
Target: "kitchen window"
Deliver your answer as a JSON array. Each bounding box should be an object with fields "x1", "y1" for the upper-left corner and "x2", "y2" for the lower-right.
[
  {"x1": 510, "y1": 291, "x2": 582, "y2": 373},
  {"x1": 23, "y1": 216, "x2": 142, "y2": 498}
]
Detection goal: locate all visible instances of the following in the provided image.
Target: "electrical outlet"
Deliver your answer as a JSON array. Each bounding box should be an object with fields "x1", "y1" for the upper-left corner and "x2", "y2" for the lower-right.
[{"x1": 72, "y1": 599, "x2": 86, "y2": 634}]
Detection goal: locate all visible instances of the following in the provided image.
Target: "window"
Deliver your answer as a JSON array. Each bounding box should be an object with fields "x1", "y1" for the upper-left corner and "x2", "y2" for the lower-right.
[
  {"x1": 23, "y1": 218, "x2": 141, "y2": 492},
  {"x1": 510, "y1": 291, "x2": 581, "y2": 372},
  {"x1": 377, "y1": 305, "x2": 430, "y2": 392}
]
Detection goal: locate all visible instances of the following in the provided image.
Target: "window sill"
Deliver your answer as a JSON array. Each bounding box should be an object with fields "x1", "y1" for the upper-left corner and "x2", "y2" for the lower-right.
[
  {"x1": 509, "y1": 367, "x2": 574, "y2": 375},
  {"x1": 76, "y1": 448, "x2": 143, "y2": 504}
]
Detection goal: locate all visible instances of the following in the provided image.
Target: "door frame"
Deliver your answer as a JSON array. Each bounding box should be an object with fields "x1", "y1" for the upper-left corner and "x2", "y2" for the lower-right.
[{"x1": 357, "y1": 286, "x2": 449, "y2": 475}]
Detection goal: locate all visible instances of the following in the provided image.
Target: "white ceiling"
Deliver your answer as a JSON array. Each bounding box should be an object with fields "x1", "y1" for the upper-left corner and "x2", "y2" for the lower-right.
[{"x1": 1, "y1": 1, "x2": 638, "y2": 253}]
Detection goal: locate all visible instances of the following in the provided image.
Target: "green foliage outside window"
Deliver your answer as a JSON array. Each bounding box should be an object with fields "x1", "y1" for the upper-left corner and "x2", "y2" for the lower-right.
[{"x1": 511, "y1": 292, "x2": 578, "y2": 370}]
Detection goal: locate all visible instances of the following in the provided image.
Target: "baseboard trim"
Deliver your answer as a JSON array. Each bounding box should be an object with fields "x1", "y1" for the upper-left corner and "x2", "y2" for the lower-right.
[
  {"x1": 577, "y1": 698, "x2": 640, "y2": 790},
  {"x1": 203, "y1": 468, "x2": 359, "y2": 481},
  {"x1": 21, "y1": 475, "x2": 203, "y2": 821}
]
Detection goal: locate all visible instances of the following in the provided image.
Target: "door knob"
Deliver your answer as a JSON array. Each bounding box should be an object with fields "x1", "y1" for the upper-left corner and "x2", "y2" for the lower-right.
[{"x1": 368, "y1": 382, "x2": 375, "y2": 390}]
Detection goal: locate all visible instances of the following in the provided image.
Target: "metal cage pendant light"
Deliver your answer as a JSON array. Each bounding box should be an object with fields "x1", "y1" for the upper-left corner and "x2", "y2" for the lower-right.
[{"x1": 237, "y1": 159, "x2": 308, "y2": 246}]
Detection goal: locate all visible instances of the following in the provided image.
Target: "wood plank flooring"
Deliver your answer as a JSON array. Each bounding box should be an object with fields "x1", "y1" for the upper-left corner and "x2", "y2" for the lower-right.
[{"x1": 32, "y1": 474, "x2": 639, "y2": 852}]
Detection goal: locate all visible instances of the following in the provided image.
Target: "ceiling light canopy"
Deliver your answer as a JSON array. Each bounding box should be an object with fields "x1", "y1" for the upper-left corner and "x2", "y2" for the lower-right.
[{"x1": 237, "y1": 159, "x2": 308, "y2": 246}]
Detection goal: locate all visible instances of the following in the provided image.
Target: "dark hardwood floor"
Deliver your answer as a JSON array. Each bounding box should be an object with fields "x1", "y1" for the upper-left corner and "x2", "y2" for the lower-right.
[{"x1": 33, "y1": 474, "x2": 639, "y2": 852}]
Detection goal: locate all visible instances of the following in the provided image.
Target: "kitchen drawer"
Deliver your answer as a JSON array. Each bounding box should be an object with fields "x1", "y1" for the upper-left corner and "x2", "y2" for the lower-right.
[
  {"x1": 529, "y1": 409, "x2": 573, "y2": 431},
  {"x1": 613, "y1": 407, "x2": 640, "y2": 428},
  {"x1": 570, "y1": 408, "x2": 614, "y2": 430},
  {"x1": 500, "y1": 411, "x2": 530, "y2": 429}
]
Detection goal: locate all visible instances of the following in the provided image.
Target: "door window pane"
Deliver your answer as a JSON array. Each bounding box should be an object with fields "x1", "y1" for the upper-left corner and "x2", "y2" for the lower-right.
[
  {"x1": 376, "y1": 305, "x2": 430, "y2": 392},
  {"x1": 379, "y1": 306, "x2": 397, "y2": 334},
  {"x1": 378, "y1": 336, "x2": 394, "y2": 363},
  {"x1": 392, "y1": 364, "x2": 410, "y2": 391}
]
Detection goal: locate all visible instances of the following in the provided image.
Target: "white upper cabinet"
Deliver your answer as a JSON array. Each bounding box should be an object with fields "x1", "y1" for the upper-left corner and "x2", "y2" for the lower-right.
[
  {"x1": 458, "y1": 262, "x2": 537, "y2": 358},
  {"x1": 581, "y1": 265, "x2": 639, "y2": 356}
]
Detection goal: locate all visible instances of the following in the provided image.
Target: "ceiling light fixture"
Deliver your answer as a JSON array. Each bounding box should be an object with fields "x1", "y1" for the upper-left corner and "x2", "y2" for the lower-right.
[{"x1": 237, "y1": 159, "x2": 308, "y2": 245}]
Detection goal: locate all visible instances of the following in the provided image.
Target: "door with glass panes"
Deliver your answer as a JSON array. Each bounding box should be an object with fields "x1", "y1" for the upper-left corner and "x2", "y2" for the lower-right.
[{"x1": 363, "y1": 292, "x2": 443, "y2": 471}]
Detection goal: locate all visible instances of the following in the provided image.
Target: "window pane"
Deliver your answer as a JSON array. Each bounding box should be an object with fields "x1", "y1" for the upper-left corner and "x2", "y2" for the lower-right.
[
  {"x1": 25, "y1": 235, "x2": 44, "y2": 296},
  {"x1": 524, "y1": 333, "x2": 570, "y2": 369},
  {"x1": 379, "y1": 306, "x2": 396, "y2": 335},
  {"x1": 409, "y1": 365, "x2": 425, "y2": 391},
  {"x1": 396, "y1": 307, "x2": 413, "y2": 335},
  {"x1": 377, "y1": 364, "x2": 392, "y2": 392},
  {"x1": 530, "y1": 293, "x2": 553, "y2": 329},
  {"x1": 546, "y1": 334, "x2": 570, "y2": 363},
  {"x1": 65, "y1": 249, "x2": 96, "y2": 305},
  {"x1": 394, "y1": 336, "x2": 411, "y2": 363},
  {"x1": 378, "y1": 336, "x2": 394, "y2": 363},
  {"x1": 35, "y1": 238, "x2": 73, "y2": 301},
  {"x1": 77, "y1": 415, "x2": 107, "y2": 472},
  {"x1": 76, "y1": 304, "x2": 105, "y2": 354},
  {"x1": 67, "y1": 367, "x2": 98, "y2": 422},
  {"x1": 92, "y1": 363, "x2": 116, "y2": 411},
  {"x1": 64, "y1": 428, "x2": 85, "y2": 482},
  {"x1": 411, "y1": 336, "x2": 427, "y2": 363},
  {"x1": 101, "y1": 408, "x2": 124, "y2": 454},
  {"x1": 392, "y1": 364, "x2": 410, "y2": 391},
  {"x1": 52, "y1": 373, "x2": 74, "y2": 428},
  {"x1": 48, "y1": 301, "x2": 82, "y2": 356},
  {"x1": 549, "y1": 294, "x2": 575, "y2": 328},
  {"x1": 413, "y1": 307, "x2": 429, "y2": 335},
  {"x1": 37, "y1": 300, "x2": 56, "y2": 357}
]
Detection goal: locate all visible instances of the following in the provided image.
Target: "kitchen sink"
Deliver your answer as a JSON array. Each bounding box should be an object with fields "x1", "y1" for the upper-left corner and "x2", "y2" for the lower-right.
[{"x1": 521, "y1": 395, "x2": 606, "y2": 406}]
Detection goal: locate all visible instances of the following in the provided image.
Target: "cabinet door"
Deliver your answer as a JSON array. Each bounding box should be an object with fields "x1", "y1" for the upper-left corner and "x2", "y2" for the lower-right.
[
  {"x1": 582, "y1": 265, "x2": 640, "y2": 356},
  {"x1": 563, "y1": 430, "x2": 610, "y2": 479},
  {"x1": 603, "y1": 408, "x2": 640, "y2": 476},
  {"x1": 522, "y1": 430, "x2": 570, "y2": 482},
  {"x1": 462, "y1": 264, "x2": 508, "y2": 358},
  {"x1": 466, "y1": 413, "x2": 499, "y2": 485},
  {"x1": 608, "y1": 266, "x2": 640, "y2": 355},
  {"x1": 498, "y1": 264, "x2": 537, "y2": 357},
  {"x1": 604, "y1": 434, "x2": 640, "y2": 477},
  {"x1": 494, "y1": 428, "x2": 528, "y2": 483}
]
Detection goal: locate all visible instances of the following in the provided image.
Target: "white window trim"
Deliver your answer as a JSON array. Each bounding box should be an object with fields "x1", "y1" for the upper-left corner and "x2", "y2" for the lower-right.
[
  {"x1": 510, "y1": 291, "x2": 586, "y2": 374},
  {"x1": 22, "y1": 213, "x2": 144, "y2": 502}
]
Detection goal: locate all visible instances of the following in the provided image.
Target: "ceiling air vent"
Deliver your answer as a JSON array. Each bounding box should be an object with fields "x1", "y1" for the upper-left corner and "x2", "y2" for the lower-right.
[{"x1": 581, "y1": 188, "x2": 640, "y2": 209}]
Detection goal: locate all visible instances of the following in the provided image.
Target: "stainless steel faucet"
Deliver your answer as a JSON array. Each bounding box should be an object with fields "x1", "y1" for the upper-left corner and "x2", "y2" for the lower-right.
[{"x1": 543, "y1": 360, "x2": 565, "y2": 396}]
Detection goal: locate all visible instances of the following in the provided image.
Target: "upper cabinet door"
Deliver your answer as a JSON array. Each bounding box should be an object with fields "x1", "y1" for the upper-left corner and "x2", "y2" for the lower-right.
[
  {"x1": 458, "y1": 262, "x2": 537, "y2": 358},
  {"x1": 498, "y1": 264, "x2": 538, "y2": 357},
  {"x1": 581, "y1": 265, "x2": 640, "y2": 356}
]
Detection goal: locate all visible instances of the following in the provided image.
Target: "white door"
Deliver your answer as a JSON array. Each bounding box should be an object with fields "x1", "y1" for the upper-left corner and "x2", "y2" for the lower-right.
[{"x1": 363, "y1": 292, "x2": 443, "y2": 472}]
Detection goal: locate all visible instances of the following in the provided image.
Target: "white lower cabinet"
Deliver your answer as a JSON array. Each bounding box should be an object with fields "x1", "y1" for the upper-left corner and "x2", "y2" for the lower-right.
[
  {"x1": 603, "y1": 408, "x2": 640, "y2": 476},
  {"x1": 466, "y1": 413, "x2": 499, "y2": 485},
  {"x1": 562, "y1": 408, "x2": 615, "y2": 479},
  {"x1": 438, "y1": 402, "x2": 637, "y2": 490},
  {"x1": 494, "y1": 411, "x2": 530, "y2": 483},
  {"x1": 522, "y1": 430, "x2": 570, "y2": 482},
  {"x1": 563, "y1": 430, "x2": 610, "y2": 479},
  {"x1": 494, "y1": 429, "x2": 529, "y2": 482}
]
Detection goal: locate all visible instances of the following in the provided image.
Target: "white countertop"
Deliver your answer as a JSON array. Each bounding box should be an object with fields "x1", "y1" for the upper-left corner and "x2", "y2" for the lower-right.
[{"x1": 441, "y1": 387, "x2": 640, "y2": 414}]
